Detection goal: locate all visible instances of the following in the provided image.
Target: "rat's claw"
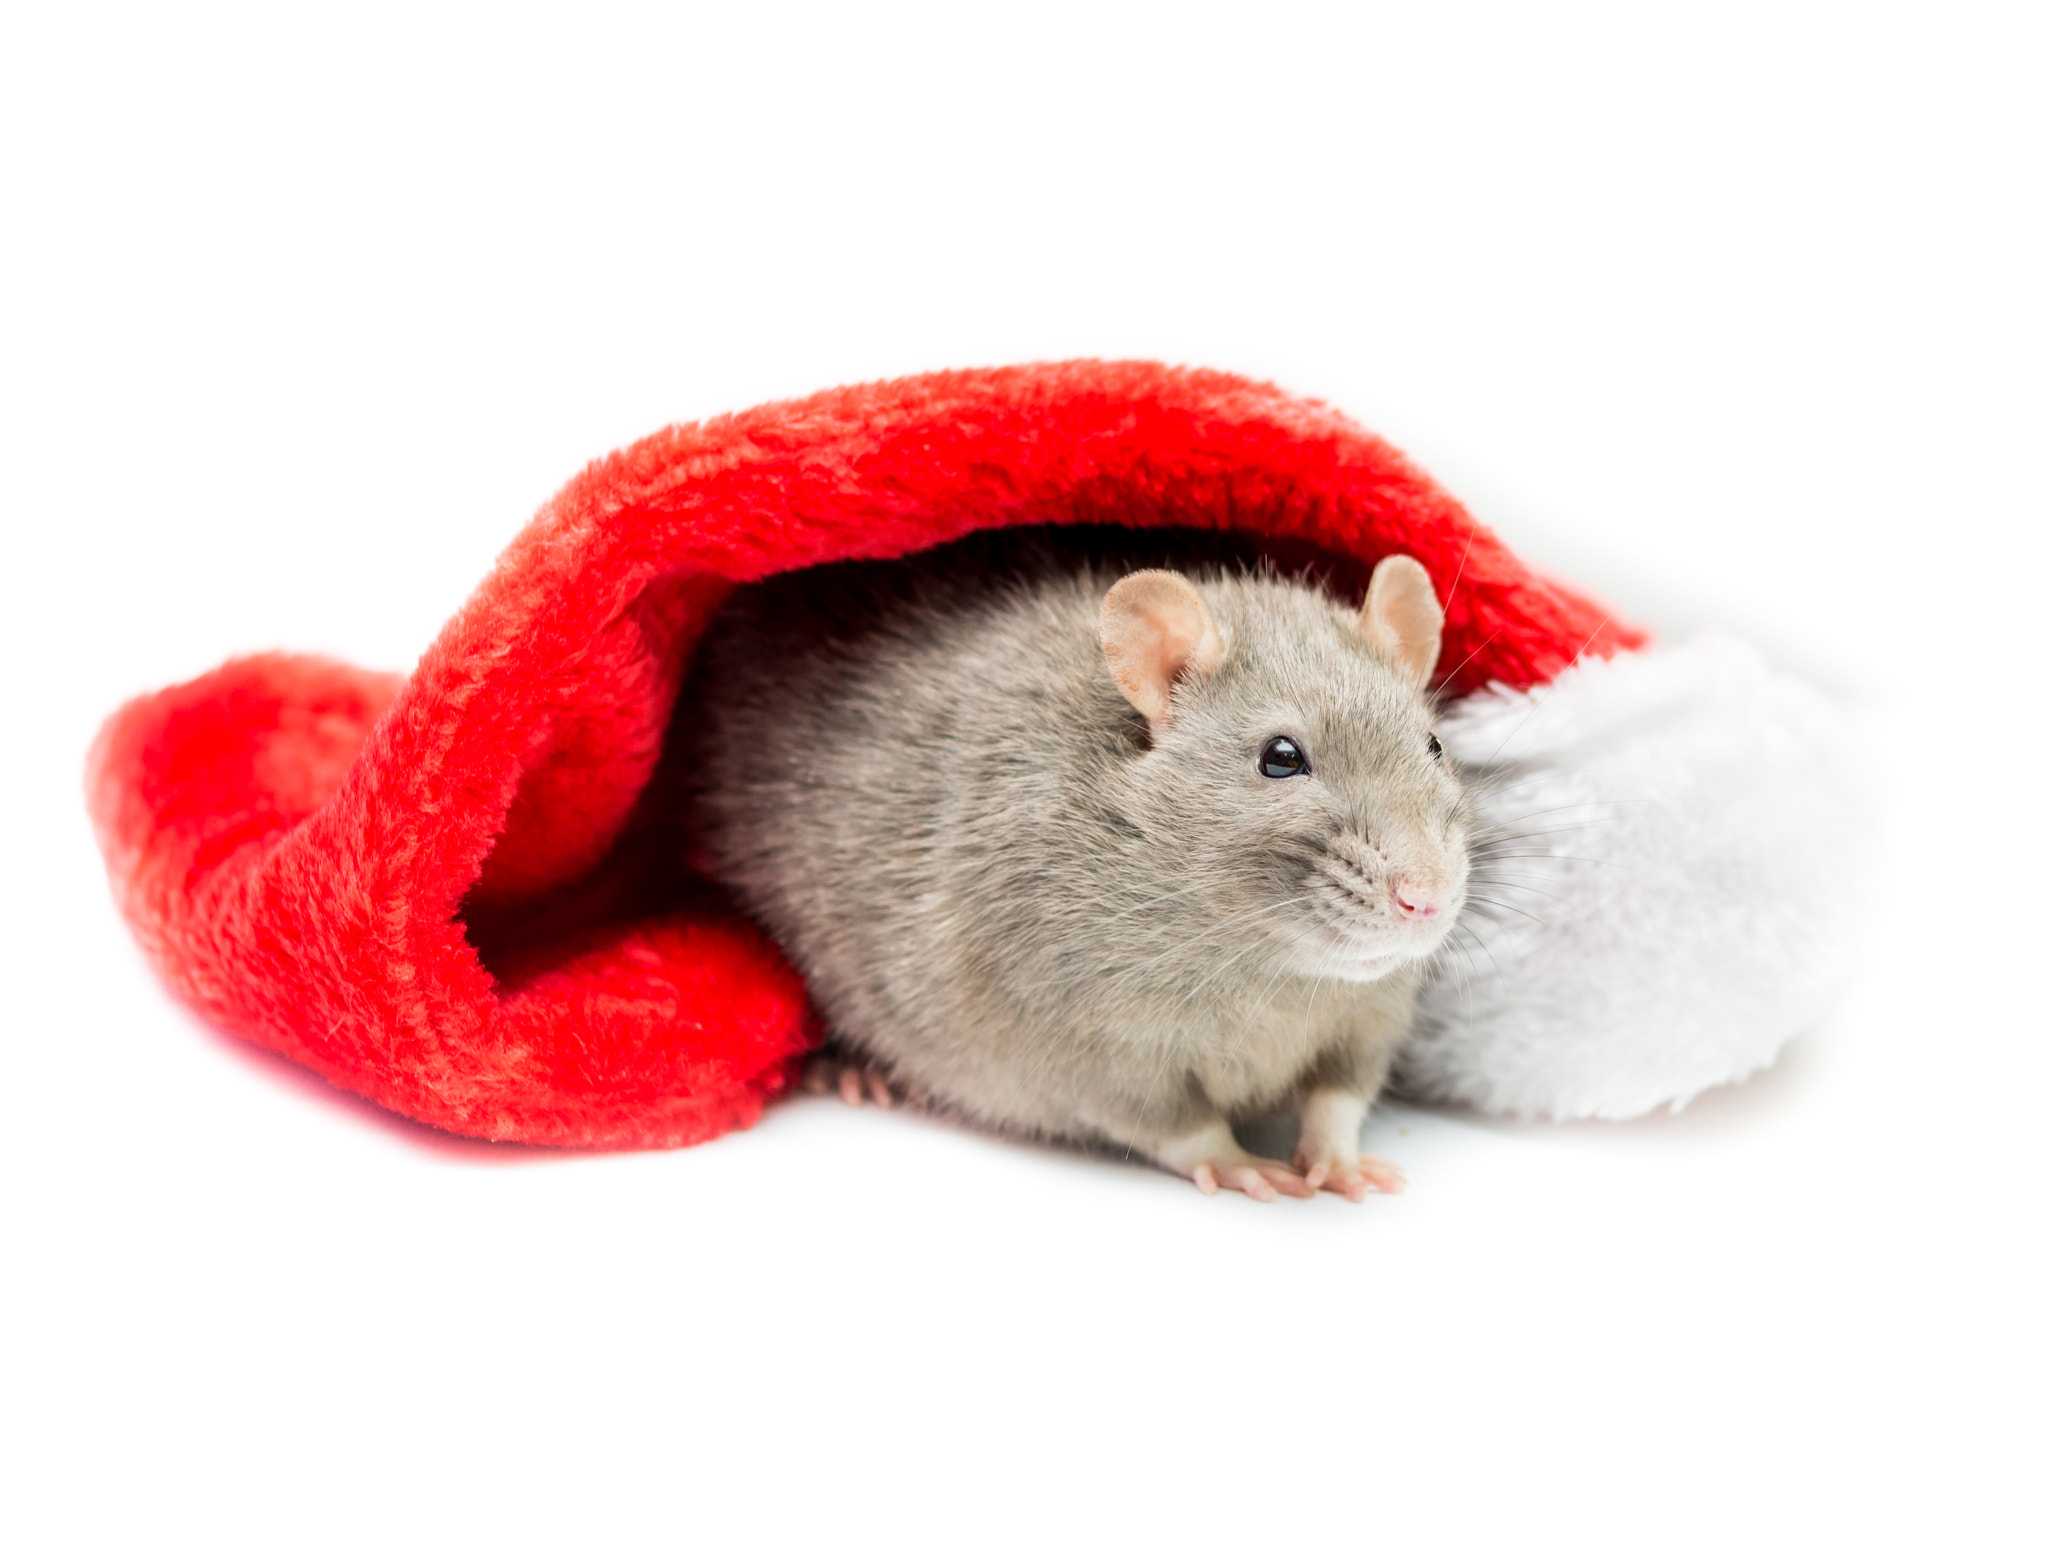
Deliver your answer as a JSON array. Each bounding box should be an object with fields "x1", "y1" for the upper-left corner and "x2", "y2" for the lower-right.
[
  {"x1": 868, "y1": 1072, "x2": 894, "y2": 1108},
  {"x1": 839, "y1": 1066, "x2": 865, "y2": 1107},
  {"x1": 1193, "y1": 1164, "x2": 1220, "y2": 1195}
]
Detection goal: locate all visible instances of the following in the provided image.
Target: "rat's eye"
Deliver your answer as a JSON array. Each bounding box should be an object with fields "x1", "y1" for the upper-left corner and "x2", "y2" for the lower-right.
[
  {"x1": 1259, "y1": 736, "x2": 1310, "y2": 779},
  {"x1": 1428, "y1": 733, "x2": 1444, "y2": 761}
]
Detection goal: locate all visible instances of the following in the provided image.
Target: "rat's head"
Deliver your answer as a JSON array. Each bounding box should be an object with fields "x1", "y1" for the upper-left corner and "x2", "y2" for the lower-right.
[{"x1": 1101, "y1": 556, "x2": 1471, "y2": 982}]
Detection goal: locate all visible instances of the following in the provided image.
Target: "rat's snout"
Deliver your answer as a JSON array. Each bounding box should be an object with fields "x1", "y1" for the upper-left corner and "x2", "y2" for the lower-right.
[{"x1": 1392, "y1": 876, "x2": 1450, "y2": 920}]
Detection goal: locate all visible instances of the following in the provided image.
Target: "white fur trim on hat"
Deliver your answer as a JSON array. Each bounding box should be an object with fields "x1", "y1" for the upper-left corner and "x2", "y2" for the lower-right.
[{"x1": 1404, "y1": 634, "x2": 1862, "y2": 1120}]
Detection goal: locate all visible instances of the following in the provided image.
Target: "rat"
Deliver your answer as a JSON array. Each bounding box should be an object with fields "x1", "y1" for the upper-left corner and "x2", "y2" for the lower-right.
[{"x1": 680, "y1": 539, "x2": 1471, "y2": 1202}]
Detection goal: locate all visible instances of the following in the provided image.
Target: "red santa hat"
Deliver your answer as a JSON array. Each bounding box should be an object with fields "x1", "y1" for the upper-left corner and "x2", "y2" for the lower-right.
[{"x1": 86, "y1": 361, "x2": 1853, "y2": 1146}]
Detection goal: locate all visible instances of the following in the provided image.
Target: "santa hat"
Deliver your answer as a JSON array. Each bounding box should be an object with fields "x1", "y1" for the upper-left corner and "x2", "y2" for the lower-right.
[{"x1": 85, "y1": 362, "x2": 1856, "y2": 1147}]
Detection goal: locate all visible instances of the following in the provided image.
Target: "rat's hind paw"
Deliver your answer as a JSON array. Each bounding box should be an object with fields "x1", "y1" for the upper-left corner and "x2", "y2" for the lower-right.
[
  {"x1": 801, "y1": 1055, "x2": 898, "y2": 1108},
  {"x1": 1189, "y1": 1156, "x2": 1316, "y2": 1202},
  {"x1": 1293, "y1": 1150, "x2": 1406, "y2": 1202}
]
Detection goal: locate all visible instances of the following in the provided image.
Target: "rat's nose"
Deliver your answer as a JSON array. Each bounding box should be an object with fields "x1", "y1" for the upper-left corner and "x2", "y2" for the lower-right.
[{"x1": 1393, "y1": 880, "x2": 1445, "y2": 920}]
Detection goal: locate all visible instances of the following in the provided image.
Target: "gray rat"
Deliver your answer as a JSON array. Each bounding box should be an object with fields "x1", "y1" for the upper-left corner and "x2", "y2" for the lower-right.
[{"x1": 680, "y1": 542, "x2": 1470, "y2": 1201}]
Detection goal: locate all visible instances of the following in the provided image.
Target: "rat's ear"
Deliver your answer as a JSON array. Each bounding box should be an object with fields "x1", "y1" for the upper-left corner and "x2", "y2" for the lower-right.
[
  {"x1": 1101, "y1": 570, "x2": 1225, "y2": 728},
  {"x1": 1357, "y1": 554, "x2": 1444, "y2": 685}
]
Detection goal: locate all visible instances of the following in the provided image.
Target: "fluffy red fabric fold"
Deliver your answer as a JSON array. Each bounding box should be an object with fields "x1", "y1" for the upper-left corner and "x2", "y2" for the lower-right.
[{"x1": 86, "y1": 361, "x2": 1643, "y2": 1148}]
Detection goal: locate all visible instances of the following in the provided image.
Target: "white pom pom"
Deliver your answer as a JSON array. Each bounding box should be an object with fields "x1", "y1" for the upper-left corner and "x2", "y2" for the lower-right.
[{"x1": 1406, "y1": 635, "x2": 1864, "y2": 1120}]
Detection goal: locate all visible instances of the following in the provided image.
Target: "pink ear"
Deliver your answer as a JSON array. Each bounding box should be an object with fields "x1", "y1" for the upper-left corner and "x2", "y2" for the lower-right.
[
  {"x1": 1100, "y1": 570, "x2": 1225, "y2": 727},
  {"x1": 1358, "y1": 554, "x2": 1444, "y2": 684}
]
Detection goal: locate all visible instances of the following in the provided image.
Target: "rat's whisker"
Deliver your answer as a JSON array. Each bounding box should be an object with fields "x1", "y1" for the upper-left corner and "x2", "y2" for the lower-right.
[{"x1": 1462, "y1": 894, "x2": 1550, "y2": 928}]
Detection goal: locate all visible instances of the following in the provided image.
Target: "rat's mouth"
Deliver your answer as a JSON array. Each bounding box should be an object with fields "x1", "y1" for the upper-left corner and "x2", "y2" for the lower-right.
[{"x1": 1307, "y1": 873, "x2": 1457, "y2": 974}]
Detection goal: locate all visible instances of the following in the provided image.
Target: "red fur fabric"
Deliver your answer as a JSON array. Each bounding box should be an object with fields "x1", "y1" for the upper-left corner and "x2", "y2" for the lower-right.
[{"x1": 86, "y1": 361, "x2": 1644, "y2": 1148}]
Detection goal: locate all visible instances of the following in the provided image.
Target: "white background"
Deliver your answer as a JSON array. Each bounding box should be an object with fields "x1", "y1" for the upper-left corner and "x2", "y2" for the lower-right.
[{"x1": 4, "y1": 4, "x2": 2043, "y2": 1554}]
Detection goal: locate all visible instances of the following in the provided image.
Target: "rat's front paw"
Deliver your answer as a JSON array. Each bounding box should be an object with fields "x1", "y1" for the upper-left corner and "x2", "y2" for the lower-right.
[
  {"x1": 1292, "y1": 1149, "x2": 1405, "y2": 1202},
  {"x1": 1154, "y1": 1123, "x2": 1314, "y2": 1203},
  {"x1": 1189, "y1": 1156, "x2": 1316, "y2": 1202}
]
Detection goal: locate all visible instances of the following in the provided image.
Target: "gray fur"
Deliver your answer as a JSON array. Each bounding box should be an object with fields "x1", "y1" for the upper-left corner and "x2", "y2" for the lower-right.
[{"x1": 681, "y1": 550, "x2": 1472, "y2": 1169}]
